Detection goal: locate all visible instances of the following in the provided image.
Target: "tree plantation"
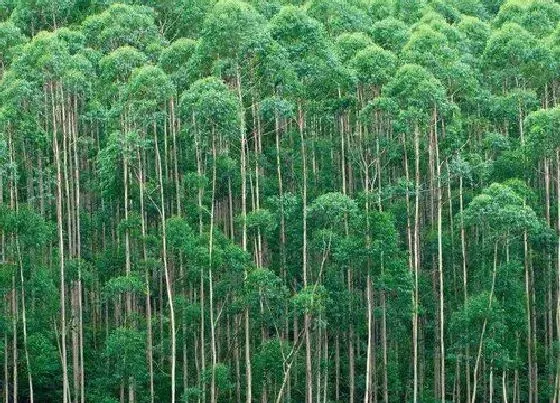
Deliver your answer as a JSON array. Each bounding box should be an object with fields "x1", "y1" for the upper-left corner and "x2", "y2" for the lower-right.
[{"x1": 2, "y1": 0, "x2": 560, "y2": 402}]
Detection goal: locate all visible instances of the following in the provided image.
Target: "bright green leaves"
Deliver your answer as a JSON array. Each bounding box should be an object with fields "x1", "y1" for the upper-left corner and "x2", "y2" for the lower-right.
[
  {"x1": 483, "y1": 22, "x2": 550, "y2": 87},
  {"x1": 202, "y1": 363, "x2": 234, "y2": 396},
  {"x1": 270, "y1": 5, "x2": 327, "y2": 60},
  {"x1": 0, "y1": 74, "x2": 37, "y2": 123},
  {"x1": 100, "y1": 46, "x2": 147, "y2": 84},
  {"x1": 365, "y1": 0, "x2": 394, "y2": 22},
  {"x1": 292, "y1": 285, "x2": 327, "y2": 316},
  {"x1": 104, "y1": 275, "x2": 145, "y2": 300},
  {"x1": 259, "y1": 96, "x2": 294, "y2": 121},
  {"x1": 82, "y1": 3, "x2": 162, "y2": 54},
  {"x1": 384, "y1": 63, "x2": 446, "y2": 116},
  {"x1": 462, "y1": 182, "x2": 541, "y2": 238},
  {"x1": 403, "y1": 24, "x2": 456, "y2": 76},
  {"x1": 0, "y1": 21, "x2": 26, "y2": 69},
  {"x1": 11, "y1": 0, "x2": 78, "y2": 34},
  {"x1": 28, "y1": 332, "x2": 62, "y2": 400},
  {"x1": 180, "y1": 77, "x2": 239, "y2": 142},
  {"x1": 371, "y1": 17, "x2": 409, "y2": 53},
  {"x1": 495, "y1": 0, "x2": 560, "y2": 38},
  {"x1": 6, "y1": 27, "x2": 93, "y2": 115},
  {"x1": 127, "y1": 65, "x2": 174, "y2": 103},
  {"x1": 166, "y1": 216, "x2": 196, "y2": 253},
  {"x1": 395, "y1": 0, "x2": 427, "y2": 24},
  {"x1": 126, "y1": 65, "x2": 174, "y2": 122},
  {"x1": 544, "y1": 22, "x2": 560, "y2": 80},
  {"x1": 245, "y1": 267, "x2": 287, "y2": 320},
  {"x1": 307, "y1": 0, "x2": 370, "y2": 36},
  {"x1": 103, "y1": 327, "x2": 147, "y2": 386},
  {"x1": 98, "y1": 45, "x2": 147, "y2": 108},
  {"x1": 525, "y1": 106, "x2": 560, "y2": 158},
  {"x1": 0, "y1": 205, "x2": 52, "y2": 248},
  {"x1": 350, "y1": 44, "x2": 397, "y2": 89},
  {"x1": 246, "y1": 209, "x2": 277, "y2": 236},
  {"x1": 253, "y1": 339, "x2": 290, "y2": 391},
  {"x1": 450, "y1": 292, "x2": 509, "y2": 365},
  {"x1": 158, "y1": 38, "x2": 197, "y2": 92},
  {"x1": 270, "y1": 5, "x2": 340, "y2": 96},
  {"x1": 334, "y1": 32, "x2": 373, "y2": 64},
  {"x1": 97, "y1": 130, "x2": 147, "y2": 196},
  {"x1": 12, "y1": 30, "x2": 72, "y2": 82},
  {"x1": 197, "y1": 0, "x2": 264, "y2": 63},
  {"x1": 142, "y1": 0, "x2": 214, "y2": 39},
  {"x1": 450, "y1": 0, "x2": 488, "y2": 19},
  {"x1": 307, "y1": 192, "x2": 357, "y2": 229},
  {"x1": 457, "y1": 16, "x2": 490, "y2": 57}
]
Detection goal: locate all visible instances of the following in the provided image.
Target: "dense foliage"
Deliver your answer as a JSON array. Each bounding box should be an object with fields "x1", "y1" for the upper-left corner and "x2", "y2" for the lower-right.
[{"x1": 0, "y1": 0, "x2": 558, "y2": 402}]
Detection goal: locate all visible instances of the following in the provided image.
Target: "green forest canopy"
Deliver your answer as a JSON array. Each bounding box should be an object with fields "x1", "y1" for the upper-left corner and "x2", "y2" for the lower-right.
[{"x1": 0, "y1": 0, "x2": 559, "y2": 402}]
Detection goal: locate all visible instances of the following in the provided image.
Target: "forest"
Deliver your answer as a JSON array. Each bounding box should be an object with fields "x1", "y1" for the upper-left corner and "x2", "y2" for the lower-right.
[{"x1": 1, "y1": 0, "x2": 560, "y2": 402}]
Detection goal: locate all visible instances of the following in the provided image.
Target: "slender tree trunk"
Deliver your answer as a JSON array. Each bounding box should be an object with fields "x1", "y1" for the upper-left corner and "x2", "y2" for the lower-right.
[
  {"x1": 72, "y1": 95, "x2": 84, "y2": 403},
  {"x1": 193, "y1": 112, "x2": 207, "y2": 401},
  {"x1": 555, "y1": 149, "x2": 560, "y2": 402},
  {"x1": 471, "y1": 240, "x2": 500, "y2": 403},
  {"x1": 155, "y1": 123, "x2": 176, "y2": 403},
  {"x1": 364, "y1": 124, "x2": 373, "y2": 403},
  {"x1": 525, "y1": 225, "x2": 533, "y2": 403},
  {"x1": 382, "y1": 259, "x2": 389, "y2": 403},
  {"x1": 12, "y1": 277, "x2": 17, "y2": 403},
  {"x1": 365, "y1": 273, "x2": 373, "y2": 403},
  {"x1": 434, "y1": 110, "x2": 445, "y2": 402},
  {"x1": 17, "y1": 239, "x2": 33, "y2": 403},
  {"x1": 459, "y1": 174, "x2": 471, "y2": 403},
  {"x1": 52, "y1": 82, "x2": 70, "y2": 403},
  {"x1": 209, "y1": 133, "x2": 218, "y2": 403},
  {"x1": 236, "y1": 63, "x2": 252, "y2": 403},
  {"x1": 299, "y1": 101, "x2": 313, "y2": 403},
  {"x1": 137, "y1": 143, "x2": 154, "y2": 403},
  {"x1": 335, "y1": 334, "x2": 340, "y2": 401},
  {"x1": 413, "y1": 122, "x2": 421, "y2": 403},
  {"x1": 275, "y1": 103, "x2": 288, "y2": 346}
]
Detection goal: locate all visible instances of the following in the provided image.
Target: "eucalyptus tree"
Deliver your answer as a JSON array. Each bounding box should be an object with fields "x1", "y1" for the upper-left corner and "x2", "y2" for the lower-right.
[
  {"x1": 334, "y1": 32, "x2": 373, "y2": 64},
  {"x1": 244, "y1": 265, "x2": 287, "y2": 402},
  {"x1": 0, "y1": 206, "x2": 51, "y2": 402},
  {"x1": 10, "y1": 0, "x2": 78, "y2": 34},
  {"x1": 347, "y1": 44, "x2": 397, "y2": 402},
  {"x1": 158, "y1": 38, "x2": 197, "y2": 94},
  {"x1": 270, "y1": 7, "x2": 345, "y2": 401},
  {"x1": 395, "y1": 0, "x2": 427, "y2": 24},
  {"x1": 0, "y1": 21, "x2": 25, "y2": 76},
  {"x1": 180, "y1": 76, "x2": 239, "y2": 403},
  {"x1": 139, "y1": 0, "x2": 214, "y2": 40},
  {"x1": 307, "y1": 192, "x2": 358, "y2": 402},
  {"x1": 525, "y1": 107, "x2": 560, "y2": 401},
  {"x1": 306, "y1": 0, "x2": 370, "y2": 36},
  {"x1": 494, "y1": 0, "x2": 560, "y2": 38},
  {"x1": 365, "y1": 0, "x2": 394, "y2": 22},
  {"x1": 461, "y1": 182, "x2": 541, "y2": 402},
  {"x1": 194, "y1": 3, "x2": 271, "y2": 398},
  {"x1": 126, "y1": 64, "x2": 175, "y2": 402},
  {"x1": 370, "y1": 17, "x2": 410, "y2": 53},
  {"x1": 81, "y1": 3, "x2": 163, "y2": 54},
  {"x1": 97, "y1": 44, "x2": 151, "y2": 402},
  {"x1": 384, "y1": 63, "x2": 446, "y2": 402},
  {"x1": 456, "y1": 16, "x2": 490, "y2": 61},
  {"x1": 482, "y1": 22, "x2": 550, "y2": 93},
  {"x1": 5, "y1": 27, "x2": 95, "y2": 403}
]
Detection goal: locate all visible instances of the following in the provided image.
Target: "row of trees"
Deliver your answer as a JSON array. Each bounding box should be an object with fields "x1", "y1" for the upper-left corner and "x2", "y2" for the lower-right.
[{"x1": 1, "y1": 0, "x2": 560, "y2": 401}]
